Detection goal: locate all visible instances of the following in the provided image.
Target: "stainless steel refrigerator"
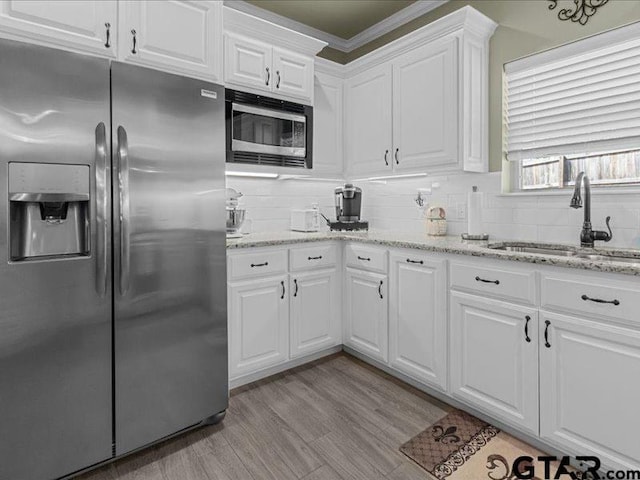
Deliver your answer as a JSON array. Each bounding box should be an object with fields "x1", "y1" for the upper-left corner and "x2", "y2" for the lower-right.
[{"x1": 0, "y1": 39, "x2": 228, "y2": 480}]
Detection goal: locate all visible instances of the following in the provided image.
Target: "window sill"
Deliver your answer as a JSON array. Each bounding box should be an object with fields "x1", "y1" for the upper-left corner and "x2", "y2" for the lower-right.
[{"x1": 499, "y1": 186, "x2": 640, "y2": 197}]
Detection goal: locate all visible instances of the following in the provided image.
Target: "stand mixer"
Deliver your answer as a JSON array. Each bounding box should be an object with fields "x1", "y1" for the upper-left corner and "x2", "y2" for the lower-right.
[{"x1": 226, "y1": 188, "x2": 245, "y2": 238}]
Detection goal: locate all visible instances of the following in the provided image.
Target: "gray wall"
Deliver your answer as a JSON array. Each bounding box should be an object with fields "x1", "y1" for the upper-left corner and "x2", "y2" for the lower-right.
[{"x1": 319, "y1": 0, "x2": 640, "y2": 171}]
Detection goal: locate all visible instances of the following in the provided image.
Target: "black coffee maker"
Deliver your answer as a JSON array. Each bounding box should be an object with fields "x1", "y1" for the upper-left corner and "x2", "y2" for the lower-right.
[{"x1": 329, "y1": 184, "x2": 368, "y2": 231}]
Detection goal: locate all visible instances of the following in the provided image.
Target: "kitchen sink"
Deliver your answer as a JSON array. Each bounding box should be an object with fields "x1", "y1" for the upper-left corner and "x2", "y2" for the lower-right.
[{"x1": 488, "y1": 242, "x2": 640, "y2": 264}]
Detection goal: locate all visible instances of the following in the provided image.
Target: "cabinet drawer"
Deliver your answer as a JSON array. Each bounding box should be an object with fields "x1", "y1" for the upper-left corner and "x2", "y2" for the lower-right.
[
  {"x1": 290, "y1": 243, "x2": 338, "y2": 272},
  {"x1": 345, "y1": 244, "x2": 387, "y2": 273},
  {"x1": 541, "y1": 271, "x2": 640, "y2": 325},
  {"x1": 450, "y1": 260, "x2": 536, "y2": 306},
  {"x1": 228, "y1": 249, "x2": 287, "y2": 280}
]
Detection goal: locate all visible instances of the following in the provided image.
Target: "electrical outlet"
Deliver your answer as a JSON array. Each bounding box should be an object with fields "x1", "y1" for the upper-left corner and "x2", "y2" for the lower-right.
[{"x1": 456, "y1": 203, "x2": 467, "y2": 220}]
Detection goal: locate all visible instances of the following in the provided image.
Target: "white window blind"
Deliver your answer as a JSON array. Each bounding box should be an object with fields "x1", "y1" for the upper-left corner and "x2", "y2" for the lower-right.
[{"x1": 505, "y1": 21, "x2": 640, "y2": 162}]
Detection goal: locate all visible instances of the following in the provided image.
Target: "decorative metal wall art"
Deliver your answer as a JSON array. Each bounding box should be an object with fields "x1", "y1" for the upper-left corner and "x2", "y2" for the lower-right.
[{"x1": 547, "y1": 0, "x2": 610, "y2": 25}]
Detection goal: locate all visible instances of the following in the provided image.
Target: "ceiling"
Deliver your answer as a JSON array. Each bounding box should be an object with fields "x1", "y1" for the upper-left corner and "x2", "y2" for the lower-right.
[{"x1": 245, "y1": 0, "x2": 416, "y2": 40}]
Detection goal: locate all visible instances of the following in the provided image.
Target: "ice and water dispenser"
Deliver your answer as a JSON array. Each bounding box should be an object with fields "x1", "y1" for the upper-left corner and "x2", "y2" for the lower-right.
[{"x1": 9, "y1": 162, "x2": 90, "y2": 261}]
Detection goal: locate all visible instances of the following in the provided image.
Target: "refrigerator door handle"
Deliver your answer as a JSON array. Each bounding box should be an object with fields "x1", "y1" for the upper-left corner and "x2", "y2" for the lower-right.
[
  {"x1": 117, "y1": 126, "x2": 131, "y2": 296},
  {"x1": 95, "y1": 123, "x2": 109, "y2": 297}
]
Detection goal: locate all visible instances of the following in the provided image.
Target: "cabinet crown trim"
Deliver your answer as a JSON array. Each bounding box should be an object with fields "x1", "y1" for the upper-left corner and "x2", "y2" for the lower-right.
[
  {"x1": 223, "y1": 6, "x2": 327, "y2": 57},
  {"x1": 344, "y1": 6, "x2": 497, "y2": 77}
]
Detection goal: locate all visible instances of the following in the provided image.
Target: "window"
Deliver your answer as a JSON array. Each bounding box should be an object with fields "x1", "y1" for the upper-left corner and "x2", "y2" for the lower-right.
[
  {"x1": 520, "y1": 149, "x2": 640, "y2": 190},
  {"x1": 505, "y1": 21, "x2": 640, "y2": 191}
]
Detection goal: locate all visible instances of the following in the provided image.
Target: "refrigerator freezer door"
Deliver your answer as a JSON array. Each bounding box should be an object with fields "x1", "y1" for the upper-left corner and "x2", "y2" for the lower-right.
[
  {"x1": 111, "y1": 62, "x2": 228, "y2": 455},
  {"x1": 0, "y1": 40, "x2": 113, "y2": 479}
]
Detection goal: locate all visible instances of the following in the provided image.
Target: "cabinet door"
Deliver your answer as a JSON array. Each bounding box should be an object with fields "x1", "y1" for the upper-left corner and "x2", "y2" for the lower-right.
[
  {"x1": 345, "y1": 63, "x2": 392, "y2": 176},
  {"x1": 344, "y1": 268, "x2": 388, "y2": 362},
  {"x1": 290, "y1": 269, "x2": 340, "y2": 358},
  {"x1": 450, "y1": 292, "x2": 539, "y2": 434},
  {"x1": 392, "y1": 37, "x2": 457, "y2": 172},
  {"x1": 0, "y1": 0, "x2": 116, "y2": 57},
  {"x1": 313, "y1": 71, "x2": 343, "y2": 175},
  {"x1": 118, "y1": 0, "x2": 222, "y2": 81},
  {"x1": 228, "y1": 276, "x2": 288, "y2": 379},
  {"x1": 273, "y1": 47, "x2": 313, "y2": 102},
  {"x1": 540, "y1": 311, "x2": 640, "y2": 471},
  {"x1": 224, "y1": 32, "x2": 272, "y2": 92},
  {"x1": 389, "y1": 253, "x2": 447, "y2": 391}
]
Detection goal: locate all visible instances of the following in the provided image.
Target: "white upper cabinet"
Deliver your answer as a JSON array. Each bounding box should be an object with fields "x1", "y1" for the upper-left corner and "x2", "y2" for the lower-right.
[
  {"x1": 389, "y1": 252, "x2": 448, "y2": 391},
  {"x1": 223, "y1": 6, "x2": 326, "y2": 105},
  {"x1": 224, "y1": 32, "x2": 272, "y2": 92},
  {"x1": 345, "y1": 63, "x2": 392, "y2": 176},
  {"x1": 392, "y1": 37, "x2": 458, "y2": 172},
  {"x1": 273, "y1": 47, "x2": 313, "y2": 99},
  {"x1": 118, "y1": 0, "x2": 222, "y2": 82},
  {"x1": 0, "y1": 0, "x2": 117, "y2": 57},
  {"x1": 313, "y1": 65, "x2": 343, "y2": 175},
  {"x1": 343, "y1": 6, "x2": 496, "y2": 176}
]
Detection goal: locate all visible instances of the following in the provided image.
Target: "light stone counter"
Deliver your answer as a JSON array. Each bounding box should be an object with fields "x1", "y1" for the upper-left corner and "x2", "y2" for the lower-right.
[{"x1": 227, "y1": 230, "x2": 640, "y2": 276}]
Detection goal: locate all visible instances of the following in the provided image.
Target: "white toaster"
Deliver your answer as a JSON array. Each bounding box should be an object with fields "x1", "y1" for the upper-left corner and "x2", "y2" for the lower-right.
[{"x1": 290, "y1": 209, "x2": 320, "y2": 232}]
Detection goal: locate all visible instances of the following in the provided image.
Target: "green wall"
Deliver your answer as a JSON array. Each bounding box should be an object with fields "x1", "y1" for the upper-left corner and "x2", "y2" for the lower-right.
[{"x1": 318, "y1": 0, "x2": 640, "y2": 172}]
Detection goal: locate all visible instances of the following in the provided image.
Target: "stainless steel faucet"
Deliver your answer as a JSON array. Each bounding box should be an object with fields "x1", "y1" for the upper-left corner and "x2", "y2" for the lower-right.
[{"x1": 570, "y1": 172, "x2": 612, "y2": 248}]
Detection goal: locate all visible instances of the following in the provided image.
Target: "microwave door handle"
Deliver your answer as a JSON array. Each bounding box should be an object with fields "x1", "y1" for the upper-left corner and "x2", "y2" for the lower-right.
[
  {"x1": 94, "y1": 122, "x2": 109, "y2": 297},
  {"x1": 117, "y1": 126, "x2": 131, "y2": 296}
]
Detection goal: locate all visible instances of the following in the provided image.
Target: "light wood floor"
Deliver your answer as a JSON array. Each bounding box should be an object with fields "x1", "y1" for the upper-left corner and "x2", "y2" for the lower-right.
[{"x1": 77, "y1": 352, "x2": 451, "y2": 480}]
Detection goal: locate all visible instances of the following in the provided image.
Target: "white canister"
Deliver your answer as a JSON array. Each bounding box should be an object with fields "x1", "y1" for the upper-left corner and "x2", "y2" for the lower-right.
[{"x1": 426, "y1": 206, "x2": 447, "y2": 236}]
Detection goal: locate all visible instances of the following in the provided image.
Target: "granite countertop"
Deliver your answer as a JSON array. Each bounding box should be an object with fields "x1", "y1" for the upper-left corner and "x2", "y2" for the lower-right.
[{"x1": 226, "y1": 230, "x2": 640, "y2": 277}]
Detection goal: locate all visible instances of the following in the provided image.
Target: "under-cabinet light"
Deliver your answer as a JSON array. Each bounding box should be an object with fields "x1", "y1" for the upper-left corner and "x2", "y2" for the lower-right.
[
  {"x1": 225, "y1": 171, "x2": 279, "y2": 179},
  {"x1": 352, "y1": 173, "x2": 428, "y2": 182}
]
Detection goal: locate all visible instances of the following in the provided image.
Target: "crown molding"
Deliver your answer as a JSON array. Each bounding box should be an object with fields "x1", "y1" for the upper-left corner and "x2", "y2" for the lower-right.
[
  {"x1": 345, "y1": 5, "x2": 497, "y2": 77},
  {"x1": 223, "y1": 6, "x2": 327, "y2": 56},
  {"x1": 314, "y1": 57, "x2": 346, "y2": 78},
  {"x1": 223, "y1": 0, "x2": 449, "y2": 53}
]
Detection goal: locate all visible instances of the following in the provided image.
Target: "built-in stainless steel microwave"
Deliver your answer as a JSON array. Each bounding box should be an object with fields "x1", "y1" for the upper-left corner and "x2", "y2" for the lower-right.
[{"x1": 226, "y1": 89, "x2": 313, "y2": 169}]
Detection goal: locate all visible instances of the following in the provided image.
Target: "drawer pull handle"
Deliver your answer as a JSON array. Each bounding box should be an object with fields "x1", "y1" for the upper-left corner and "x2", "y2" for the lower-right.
[
  {"x1": 524, "y1": 315, "x2": 531, "y2": 343},
  {"x1": 294, "y1": 279, "x2": 299, "y2": 297},
  {"x1": 357, "y1": 256, "x2": 371, "y2": 261},
  {"x1": 544, "y1": 320, "x2": 551, "y2": 348},
  {"x1": 250, "y1": 262, "x2": 269, "y2": 267},
  {"x1": 581, "y1": 294, "x2": 620, "y2": 306},
  {"x1": 407, "y1": 259, "x2": 424, "y2": 264},
  {"x1": 131, "y1": 29, "x2": 137, "y2": 54},
  {"x1": 475, "y1": 276, "x2": 500, "y2": 285},
  {"x1": 384, "y1": 149, "x2": 389, "y2": 166},
  {"x1": 276, "y1": 70, "x2": 281, "y2": 89},
  {"x1": 265, "y1": 67, "x2": 270, "y2": 86},
  {"x1": 280, "y1": 280, "x2": 285, "y2": 299},
  {"x1": 395, "y1": 148, "x2": 400, "y2": 165},
  {"x1": 378, "y1": 280, "x2": 383, "y2": 299},
  {"x1": 308, "y1": 255, "x2": 323, "y2": 260}
]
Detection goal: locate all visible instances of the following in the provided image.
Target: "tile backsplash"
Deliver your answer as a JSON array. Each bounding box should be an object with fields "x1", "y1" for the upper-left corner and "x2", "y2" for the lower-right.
[{"x1": 227, "y1": 172, "x2": 640, "y2": 249}]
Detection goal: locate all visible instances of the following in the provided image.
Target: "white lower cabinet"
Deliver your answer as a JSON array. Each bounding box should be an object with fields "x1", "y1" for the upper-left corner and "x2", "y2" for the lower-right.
[
  {"x1": 389, "y1": 252, "x2": 447, "y2": 391},
  {"x1": 344, "y1": 267, "x2": 388, "y2": 362},
  {"x1": 228, "y1": 275, "x2": 289, "y2": 378},
  {"x1": 290, "y1": 268, "x2": 340, "y2": 358},
  {"x1": 540, "y1": 310, "x2": 640, "y2": 470},
  {"x1": 450, "y1": 291, "x2": 539, "y2": 435}
]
